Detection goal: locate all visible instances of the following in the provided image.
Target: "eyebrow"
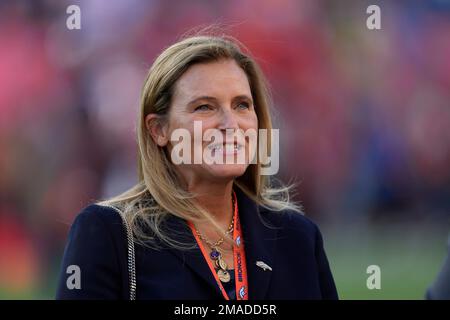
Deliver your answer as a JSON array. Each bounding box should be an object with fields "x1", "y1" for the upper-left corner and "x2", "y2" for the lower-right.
[{"x1": 187, "y1": 95, "x2": 253, "y2": 107}]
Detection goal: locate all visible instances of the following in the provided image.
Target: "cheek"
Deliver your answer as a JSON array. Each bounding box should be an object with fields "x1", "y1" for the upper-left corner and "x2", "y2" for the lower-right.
[
  {"x1": 241, "y1": 112, "x2": 259, "y2": 131},
  {"x1": 167, "y1": 114, "x2": 188, "y2": 131},
  {"x1": 166, "y1": 117, "x2": 196, "y2": 140}
]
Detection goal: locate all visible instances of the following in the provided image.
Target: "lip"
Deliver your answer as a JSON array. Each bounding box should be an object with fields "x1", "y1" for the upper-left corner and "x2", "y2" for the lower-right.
[{"x1": 207, "y1": 142, "x2": 244, "y2": 155}]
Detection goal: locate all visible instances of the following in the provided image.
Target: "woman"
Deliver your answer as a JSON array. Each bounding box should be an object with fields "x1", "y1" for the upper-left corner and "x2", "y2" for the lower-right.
[{"x1": 56, "y1": 35, "x2": 338, "y2": 300}]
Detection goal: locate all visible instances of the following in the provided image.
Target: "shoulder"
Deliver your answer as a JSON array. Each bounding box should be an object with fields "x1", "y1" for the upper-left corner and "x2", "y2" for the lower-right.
[
  {"x1": 70, "y1": 204, "x2": 125, "y2": 236},
  {"x1": 73, "y1": 203, "x2": 123, "y2": 224},
  {"x1": 259, "y1": 207, "x2": 323, "y2": 244},
  {"x1": 61, "y1": 203, "x2": 128, "y2": 264},
  {"x1": 56, "y1": 204, "x2": 128, "y2": 299},
  {"x1": 260, "y1": 207, "x2": 319, "y2": 233}
]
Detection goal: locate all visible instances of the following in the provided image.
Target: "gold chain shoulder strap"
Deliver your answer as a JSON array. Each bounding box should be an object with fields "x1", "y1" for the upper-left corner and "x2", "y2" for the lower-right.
[{"x1": 98, "y1": 204, "x2": 136, "y2": 300}]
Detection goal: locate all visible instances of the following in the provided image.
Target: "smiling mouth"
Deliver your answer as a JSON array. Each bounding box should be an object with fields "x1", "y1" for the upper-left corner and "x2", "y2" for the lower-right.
[{"x1": 207, "y1": 143, "x2": 244, "y2": 154}]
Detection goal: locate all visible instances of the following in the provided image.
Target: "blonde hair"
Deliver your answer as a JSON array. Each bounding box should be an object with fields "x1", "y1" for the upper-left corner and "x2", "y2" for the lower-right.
[{"x1": 97, "y1": 34, "x2": 302, "y2": 250}]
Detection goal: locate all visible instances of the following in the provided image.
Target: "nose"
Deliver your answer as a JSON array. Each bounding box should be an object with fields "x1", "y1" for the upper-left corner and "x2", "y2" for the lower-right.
[{"x1": 217, "y1": 108, "x2": 239, "y2": 131}]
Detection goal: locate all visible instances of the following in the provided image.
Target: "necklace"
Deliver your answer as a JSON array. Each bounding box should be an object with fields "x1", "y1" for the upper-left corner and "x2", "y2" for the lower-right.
[{"x1": 194, "y1": 195, "x2": 235, "y2": 283}]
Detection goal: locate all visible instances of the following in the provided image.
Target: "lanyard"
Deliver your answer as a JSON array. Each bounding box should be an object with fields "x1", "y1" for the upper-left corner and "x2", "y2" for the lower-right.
[{"x1": 188, "y1": 191, "x2": 249, "y2": 300}]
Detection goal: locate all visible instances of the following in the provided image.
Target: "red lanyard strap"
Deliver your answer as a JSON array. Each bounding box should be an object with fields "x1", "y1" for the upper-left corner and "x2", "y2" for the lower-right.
[{"x1": 188, "y1": 191, "x2": 249, "y2": 300}]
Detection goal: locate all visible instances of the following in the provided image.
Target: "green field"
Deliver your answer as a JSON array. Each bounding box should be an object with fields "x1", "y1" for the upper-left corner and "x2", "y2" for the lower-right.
[{"x1": 323, "y1": 221, "x2": 450, "y2": 300}]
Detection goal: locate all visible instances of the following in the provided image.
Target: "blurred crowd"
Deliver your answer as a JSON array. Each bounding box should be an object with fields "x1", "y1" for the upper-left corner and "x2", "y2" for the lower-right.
[{"x1": 0, "y1": 0, "x2": 449, "y2": 297}]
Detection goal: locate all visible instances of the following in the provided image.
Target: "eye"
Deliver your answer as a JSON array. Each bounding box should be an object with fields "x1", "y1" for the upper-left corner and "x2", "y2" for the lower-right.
[
  {"x1": 236, "y1": 102, "x2": 250, "y2": 110},
  {"x1": 194, "y1": 104, "x2": 212, "y2": 112}
]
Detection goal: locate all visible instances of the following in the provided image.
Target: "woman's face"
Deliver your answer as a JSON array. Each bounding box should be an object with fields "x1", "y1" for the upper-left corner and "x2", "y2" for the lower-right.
[{"x1": 162, "y1": 59, "x2": 258, "y2": 185}]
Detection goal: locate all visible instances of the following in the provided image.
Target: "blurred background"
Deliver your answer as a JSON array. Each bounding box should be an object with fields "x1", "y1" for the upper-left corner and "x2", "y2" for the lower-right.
[{"x1": 0, "y1": 0, "x2": 449, "y2": 299}]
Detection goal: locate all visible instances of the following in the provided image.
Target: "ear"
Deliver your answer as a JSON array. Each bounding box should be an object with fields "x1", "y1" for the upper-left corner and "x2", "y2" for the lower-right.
[{"x1": 145, "y1": 113, "x2": 169, "y2": 147}]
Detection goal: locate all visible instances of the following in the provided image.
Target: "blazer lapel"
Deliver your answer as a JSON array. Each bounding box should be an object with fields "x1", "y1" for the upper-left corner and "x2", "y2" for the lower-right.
[
  {"x1": 162, "y1": 215, "x2": 224, "y2": 298},
  {"x1": 162, "y1": 187, "x2": 279, "y2": 300},
  {"x1": 236, "y1": 188, "x2": 278, "y2": 300}
]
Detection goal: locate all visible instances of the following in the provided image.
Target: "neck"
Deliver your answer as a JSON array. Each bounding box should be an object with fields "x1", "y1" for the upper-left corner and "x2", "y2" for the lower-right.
[{"x1": 189, "y1": 180, "x2": 234, "y2": 227}]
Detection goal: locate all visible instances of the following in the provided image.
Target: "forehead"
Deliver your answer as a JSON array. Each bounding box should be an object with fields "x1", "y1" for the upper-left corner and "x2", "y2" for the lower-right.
[{"x1": 173, "y1": 59, "x2": 251, "y2": 101}]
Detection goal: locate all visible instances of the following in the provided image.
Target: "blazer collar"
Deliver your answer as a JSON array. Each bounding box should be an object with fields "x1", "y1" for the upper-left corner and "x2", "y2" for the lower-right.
[{"x1": 163, "y1": 187, "x2": 278, "y2": 299}]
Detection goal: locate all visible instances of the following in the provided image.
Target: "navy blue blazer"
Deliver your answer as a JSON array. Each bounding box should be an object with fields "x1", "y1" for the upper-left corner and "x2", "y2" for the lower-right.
[{"x1": 56, "y1": 188, "x2": 338, "y2": 300}]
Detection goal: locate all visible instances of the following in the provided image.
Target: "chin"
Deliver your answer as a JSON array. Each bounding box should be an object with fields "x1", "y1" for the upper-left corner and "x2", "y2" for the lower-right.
[{"x1": 204, "y1": 163, "x2": 248, "y2": 180}]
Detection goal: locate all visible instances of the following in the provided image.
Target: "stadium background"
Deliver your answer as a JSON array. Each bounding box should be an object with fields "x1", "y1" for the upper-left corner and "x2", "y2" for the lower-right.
[{"x1": 1, "y1": 0, "x2": 449, "y2": 299}]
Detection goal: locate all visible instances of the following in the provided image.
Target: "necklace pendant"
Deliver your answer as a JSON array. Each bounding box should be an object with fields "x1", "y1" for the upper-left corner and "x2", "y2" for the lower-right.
[
  {"x1": 210, "y1": 248, "x2": 221, "y2": 260},
  {"x1": 217, "y1": 269, "x2": 231, "y2": 283},
  {"x1": 215, "y1": 257, "x2": 228, "y2": 270}
]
